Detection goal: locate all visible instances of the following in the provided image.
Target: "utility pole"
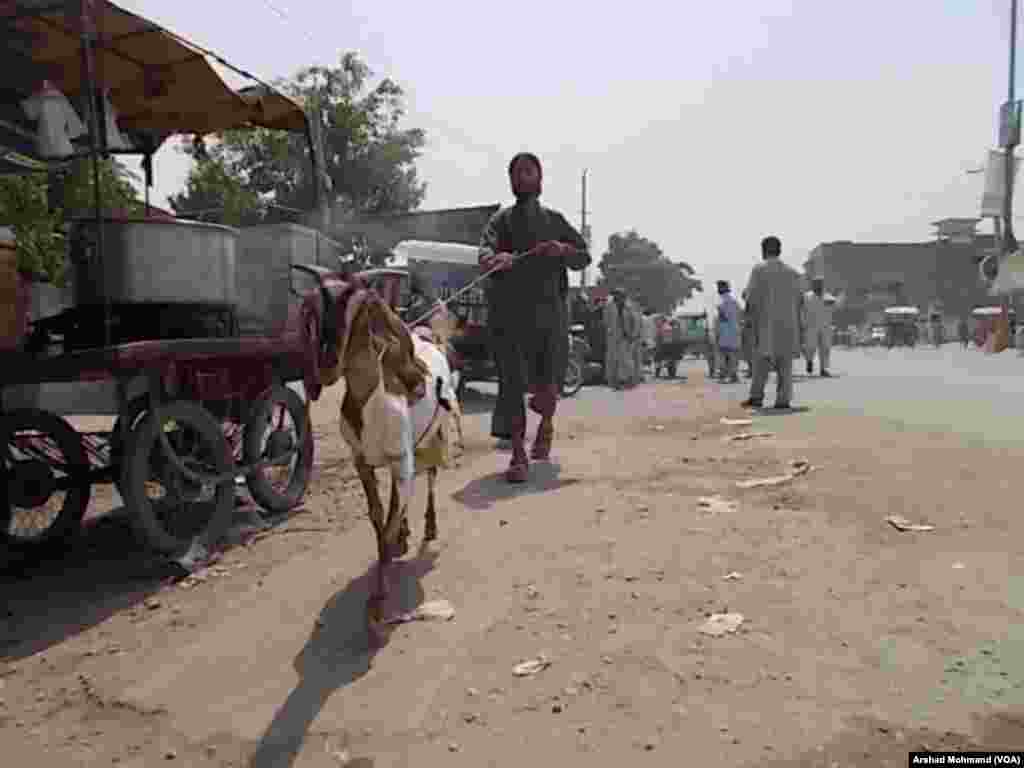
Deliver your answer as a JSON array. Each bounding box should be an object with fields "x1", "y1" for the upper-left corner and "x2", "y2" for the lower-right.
[
  {"x1": 580, "y1": 169, "x2": 589, "y2": 287},
  {"x1": 1004, "y1": 0, "x2": 1019, "y2": 255}
]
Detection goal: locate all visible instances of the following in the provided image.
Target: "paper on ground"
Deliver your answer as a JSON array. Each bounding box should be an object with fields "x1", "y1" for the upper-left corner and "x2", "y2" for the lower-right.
[
  {"x1": 513, "y1": 654, "x2": 552, "y2": 677},
  {"x1": 885, "y1": 515, "x2": 935, "y2": 533},
  {"x1": 382, "y1": 599, "x2": 456, "y2": 625},
  {"x1": 698, "y1": 613, "x2": 745, "y2": 636},
  {"x1": 736, "y1": 460, "x2": 810, "y2": 489},
  {"x1": 721, "y1": 418, "x2": 754, "y2": 427}
]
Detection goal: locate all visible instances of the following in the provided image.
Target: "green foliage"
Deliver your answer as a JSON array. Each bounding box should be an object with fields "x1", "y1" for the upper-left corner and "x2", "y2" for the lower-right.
[
  {"x1": 596, "y1": 229, "x2": 702, "y2": 314},
  {"x1": 0, "y1": 157, "x2": 142, "y2": 284},
  {"x1": 0, "y1": 173, "x2": 65, "y2": 282},
  {"x1": 61, "y1": 157, "x2": 142, "y2": 216},
  {"x1": 169, "y1": 52, "x2": 427, "y2": 226},
  {"x1": 167, "y1": 153, "x2": 261, "y2": 227}
]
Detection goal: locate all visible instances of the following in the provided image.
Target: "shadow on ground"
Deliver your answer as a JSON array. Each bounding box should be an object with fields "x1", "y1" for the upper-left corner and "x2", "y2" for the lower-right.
[
  {"x1": 0, "y1": 499, "x2": 299, "y2": 662},
  {"x1": 249, "y1": 544, "x2": 439, "y2": 768},
  {"x1": 451, "y1": 461, "x2": 580, "y2": 511},
  {"x1": 753, "y1": 405, "x2": 812, "y2": 416}
]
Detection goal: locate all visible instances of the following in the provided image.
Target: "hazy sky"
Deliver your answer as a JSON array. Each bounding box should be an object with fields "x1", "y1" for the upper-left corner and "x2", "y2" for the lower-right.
[{"x1": 118, "y1": 0, "x2": 1016, "y2": 312}]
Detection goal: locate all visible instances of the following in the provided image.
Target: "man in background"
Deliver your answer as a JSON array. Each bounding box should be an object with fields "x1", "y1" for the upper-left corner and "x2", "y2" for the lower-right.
[
  {"x1": 802, "y1": 276, "x2": 832, "y2": 377},
  {"x1": 604, "y1": 289, "x2": 637, "y2": 388},
  {"x1": 641, "y1": 309, "x2": 657, "y2": 376},
  {"x1": 629, "y1": 297, "x2": 645, "y2": 384},
  {"x1": 742, "y1": 236, "x2": 804, "y2": 409},
  {"x1": 715, "y1": 280, "x2": 741, "y2": 383},
  {"x1": 740, "y1": 289, "x2": 753, "y2": 378}
]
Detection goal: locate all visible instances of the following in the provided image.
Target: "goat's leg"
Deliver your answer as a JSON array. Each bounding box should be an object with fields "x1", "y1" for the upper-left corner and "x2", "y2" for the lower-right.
[
  {"x1": 387, "y1": 475, "x2": 411, "y2": 558},
  {"x1": 424, "y1": 467, "x2": 438, "y2": 541},
  {"x1": 354, "y1": 457, "x2": 390, "y2": 618}
]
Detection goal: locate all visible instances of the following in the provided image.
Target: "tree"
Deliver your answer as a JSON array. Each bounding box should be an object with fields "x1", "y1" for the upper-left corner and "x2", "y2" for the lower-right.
[
  {"x1": 60, "y1": 157, "x2": 142, "y2": 216},
  {"x1": 167, "y1": 151, "x2": 261, "y2": 226},
  {"x1": 0, "y1": 157, "x2": 141, "y2": 284},
  {"x1": 169, "y1": 52, "x2": 427, "y2": 230},
  {"x1": 595, "y1": 229, "x2": 701, "y2": 314}
]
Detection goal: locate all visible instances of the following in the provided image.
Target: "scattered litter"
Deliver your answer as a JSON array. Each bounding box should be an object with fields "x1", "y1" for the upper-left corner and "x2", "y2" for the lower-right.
[
  {"x1": 382, "y1": 599, "x2": 456, "y2": 625},
  {"x1": 736, "y1": 459, "x2": 811, "y2": 489},
  {"x1": 697, "y1": 496, "x2": 738, "y2": 514},
  {"x1": 727, "y1": 432, "x2": 774, "y2": 442},
  {"x1": 651, "y1": 425, "x2": 666, "y2": 432},
  {"x1": 698, "y1": 613, "x2": 745, "y2": 637},
  {"x1": 513, "y1": 654, "x2": 552, "y2": 677},
  {"x1": 177, "y1": 563, "x2": 237, "y2": 589},
  {"x1": 723, "y1": 572, "x2": 743, "y2": 581},
  {"x1": 952, "y1": 562, "x2": 966, "y2": 570},
  {"x1": 143, "y1": 599, "x2": 161, "y2": 611},
  {"x1": 886, "y1": 515, "x2": 935, "y2": 533},
  {"x1": 721, "y1": 418, "x2": 754, "y2": 427}
]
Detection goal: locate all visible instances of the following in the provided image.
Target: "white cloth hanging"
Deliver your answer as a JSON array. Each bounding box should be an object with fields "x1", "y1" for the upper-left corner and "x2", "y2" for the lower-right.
[{"x1": 20, "y1": 82, "x2": 85, "y2": 158}]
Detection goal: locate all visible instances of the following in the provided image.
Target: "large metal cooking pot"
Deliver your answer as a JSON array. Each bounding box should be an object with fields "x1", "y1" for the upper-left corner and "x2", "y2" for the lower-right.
[{"x1": 70, "y1": 218, "x2": 238, "y2": 306}]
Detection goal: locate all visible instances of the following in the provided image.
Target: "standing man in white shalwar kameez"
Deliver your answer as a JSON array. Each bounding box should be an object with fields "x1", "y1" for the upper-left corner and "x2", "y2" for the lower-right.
[
  {"x1": 604, "y1": 290, "x2": 634, "y2": 389},
  {"x1": 630, "y1": 299, "x2": 645, "y2": 384},
  {"x1": 741, "y1": 236, "x2": 805, "y2": 410},
  {"x1": 802, "y1": 276, "x2": 833, "y2": 377}
]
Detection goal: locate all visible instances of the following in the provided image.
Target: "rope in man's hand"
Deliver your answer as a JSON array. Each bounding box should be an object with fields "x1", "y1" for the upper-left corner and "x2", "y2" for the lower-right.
[{"x1": 406, "y1": 241, "x2": 574, "y2": 329}]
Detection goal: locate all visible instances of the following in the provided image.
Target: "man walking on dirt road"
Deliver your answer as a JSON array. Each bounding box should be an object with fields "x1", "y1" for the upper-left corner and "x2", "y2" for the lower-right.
[
  {"x1": 742, "y1": 236, "x2": 805, "y2": 410},
  {"x1": 479, "y1": 152, "x2": 591, "y2": 483}
]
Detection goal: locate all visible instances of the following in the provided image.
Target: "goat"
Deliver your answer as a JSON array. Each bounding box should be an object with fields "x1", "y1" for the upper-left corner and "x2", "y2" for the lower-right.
[{"x1": 325, "y1": 289, "x2": 460, "y2": 627}]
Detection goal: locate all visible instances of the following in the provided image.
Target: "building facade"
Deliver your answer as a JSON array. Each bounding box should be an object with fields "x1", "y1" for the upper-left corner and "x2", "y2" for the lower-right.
[{"x1": 804, "y1": 233, "x2": 1009, "y2": 329}]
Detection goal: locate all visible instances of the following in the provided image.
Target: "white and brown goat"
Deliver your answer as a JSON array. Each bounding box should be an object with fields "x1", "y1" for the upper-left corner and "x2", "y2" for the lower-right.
[{"x1": 323, "y1": 289, "x2": 461, "y2": 625}]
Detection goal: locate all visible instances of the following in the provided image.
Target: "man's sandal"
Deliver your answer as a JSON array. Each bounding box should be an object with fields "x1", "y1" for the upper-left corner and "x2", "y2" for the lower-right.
[{"x1": 505, "y1": 457, "x2": 529, "y2": 483}]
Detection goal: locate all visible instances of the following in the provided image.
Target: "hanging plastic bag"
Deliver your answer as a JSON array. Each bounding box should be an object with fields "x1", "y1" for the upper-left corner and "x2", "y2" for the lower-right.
[{"x1": 361, "y1": 344, "x2": 412, "y2": 467}]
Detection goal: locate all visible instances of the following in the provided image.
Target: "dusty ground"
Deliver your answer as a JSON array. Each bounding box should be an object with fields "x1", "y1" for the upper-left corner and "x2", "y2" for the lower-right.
[{"x1": 3, "y1": 371, "x2": 1024, "y2": 767}]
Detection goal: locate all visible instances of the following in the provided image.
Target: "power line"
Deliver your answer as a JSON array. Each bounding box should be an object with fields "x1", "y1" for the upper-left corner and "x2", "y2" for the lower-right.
[
  {"x1": 243, "y1": 0, "x2": 510, "y2": 163},
  {"x1": 253, "y1": 0, "x2": 322, "y2": 53}
]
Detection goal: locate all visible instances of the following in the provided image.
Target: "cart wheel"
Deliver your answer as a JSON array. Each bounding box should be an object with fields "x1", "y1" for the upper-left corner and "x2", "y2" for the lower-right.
[
  {"x1": 122, "y1": 400, "x2": 234, "y2": 556},
  {"x1": 243, "y1": 385, "x2": 314, "y2": 515},
  {"x1": 110, "y1": 395, "x2": 150, "y2": 498},
  {"x1": 0, "y1": 409, "x2": 91, "y2": 554},
  {"x1": 561, "y1": 357, "x2": 584, "y2": 397}
]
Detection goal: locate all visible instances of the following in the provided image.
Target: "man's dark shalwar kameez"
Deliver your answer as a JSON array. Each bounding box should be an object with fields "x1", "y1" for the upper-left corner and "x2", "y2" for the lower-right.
[{"x1": 480, "y1": 157, "x2": 590, "y2": 444}]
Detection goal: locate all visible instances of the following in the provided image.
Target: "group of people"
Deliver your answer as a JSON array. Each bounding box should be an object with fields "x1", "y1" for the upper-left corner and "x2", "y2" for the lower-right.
[{"x1": 709, "y1": 260, "x2": 833, "y2": 398}]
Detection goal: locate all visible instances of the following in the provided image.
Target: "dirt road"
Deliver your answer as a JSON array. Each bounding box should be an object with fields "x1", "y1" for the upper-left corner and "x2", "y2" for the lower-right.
[{"x1": 3, "y1": 373, "x2": 1024, "y2": 767}]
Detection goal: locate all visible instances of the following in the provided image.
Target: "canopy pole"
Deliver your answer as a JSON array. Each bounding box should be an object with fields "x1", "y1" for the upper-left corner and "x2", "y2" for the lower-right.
[{"x1": 79, "y1": 0, "x2": 109, "y2": 347}]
